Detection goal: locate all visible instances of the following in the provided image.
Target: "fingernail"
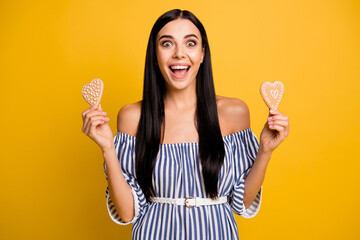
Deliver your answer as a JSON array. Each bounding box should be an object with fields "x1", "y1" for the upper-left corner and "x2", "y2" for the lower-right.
[
  {"x1": 268, "y1": 117, "x2": 272, "y2": 121},
  {"x1": 270, "y1": 109, "x2": 275, "y2": 113},
  {"x1": 105, "y1": 117, "x2": 109, "y2": 121},
  {"x1": 103, "y1": 112, "x2": 107, "y2": 115}
]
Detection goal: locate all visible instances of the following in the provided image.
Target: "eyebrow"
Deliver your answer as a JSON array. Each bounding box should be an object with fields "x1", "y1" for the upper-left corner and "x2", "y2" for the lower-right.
[{"x1": 158, "y1": 34, "x2": 199, "y2": 41}]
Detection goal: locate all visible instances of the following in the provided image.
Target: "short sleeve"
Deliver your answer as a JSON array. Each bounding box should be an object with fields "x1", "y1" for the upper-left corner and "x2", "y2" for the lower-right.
[
  {"x1": 228, "y1": 128, "x2": 263, "y2": 218},
  {"x1": 103, "y1": 133, "x2": 148, "y2": 225}
]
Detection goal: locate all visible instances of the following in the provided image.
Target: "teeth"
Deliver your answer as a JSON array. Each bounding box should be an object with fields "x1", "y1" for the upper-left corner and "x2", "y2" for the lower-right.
[{"x1": 171, "y1": 65, "x2": 189, "y2": 70}]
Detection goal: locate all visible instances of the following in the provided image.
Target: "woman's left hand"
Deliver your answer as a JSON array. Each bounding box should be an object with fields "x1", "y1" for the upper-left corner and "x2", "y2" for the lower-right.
[{"x1": 259, "y1": 109, "x2": 290, "y2": 154}]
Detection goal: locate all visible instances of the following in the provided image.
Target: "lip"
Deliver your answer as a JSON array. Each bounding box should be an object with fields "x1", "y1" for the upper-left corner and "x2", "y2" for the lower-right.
[
  {"x1": 169, "y1": 63, "x2": 191, "y2": 67},
  {"x1": 168, "y1": 64, "x2": 191, "y2": 79}
]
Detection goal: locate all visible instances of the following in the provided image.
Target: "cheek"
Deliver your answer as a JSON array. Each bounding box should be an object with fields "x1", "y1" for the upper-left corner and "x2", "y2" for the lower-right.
[
  {"x1": 157, "y1": 50, "x2": 170, "y2": 65},
  {"x1": 189, "y1": 51, "x2": 203, "y2": 63}
]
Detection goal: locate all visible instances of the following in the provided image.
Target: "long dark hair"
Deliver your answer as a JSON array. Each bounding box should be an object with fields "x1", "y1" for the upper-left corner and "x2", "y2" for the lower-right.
[{"x1": 135, "y1": 9, "x2": 225, "y2": 201}]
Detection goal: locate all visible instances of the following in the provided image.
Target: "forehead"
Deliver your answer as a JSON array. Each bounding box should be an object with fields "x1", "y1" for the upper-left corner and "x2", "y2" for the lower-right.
[{"x1": 157, "y1": 19, "x2": 201, "y2": 41}]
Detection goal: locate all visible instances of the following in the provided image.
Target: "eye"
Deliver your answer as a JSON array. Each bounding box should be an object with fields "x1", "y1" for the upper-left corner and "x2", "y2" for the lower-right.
[
  {"x1": 162, "y1": 41, "x2": 172, "y2": 47},
  {"x1": 187, "y1": 40, "x2": 196, "y2": 47}
]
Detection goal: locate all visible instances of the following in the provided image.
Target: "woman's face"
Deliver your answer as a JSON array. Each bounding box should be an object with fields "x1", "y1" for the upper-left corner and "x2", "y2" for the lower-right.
[{"x1": 156, "y1": 18, "x2": 205, "y2": 91}]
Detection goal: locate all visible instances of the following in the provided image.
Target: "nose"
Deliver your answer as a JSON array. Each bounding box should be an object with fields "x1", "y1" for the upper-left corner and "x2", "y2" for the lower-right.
[{"x1": 173, "y1": 45, "x2": 185, "y2": 59}]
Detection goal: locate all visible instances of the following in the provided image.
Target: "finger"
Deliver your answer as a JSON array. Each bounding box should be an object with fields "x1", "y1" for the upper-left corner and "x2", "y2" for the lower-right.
[
  {"x1": 85, "y1": 109, "x2": 107, "y2": 118},
  {"x1": 269, "y1": 109, "x2": 283, "y2": 116},
  {"x1": 86, "y1": 119, "x2": 103, "y2": 136},
  {"x1": 87, "y1": 115, "x2": 109, "y2": 122},
  {"x1": 83, "y1": 111, "x2": 108, "y2": 132},
  {"x1": 268, "y1": 124, "x2": 285, "y2": 132},
  {"x1": 88, "y1": 119, "x2": 107, "y2": 134},
  {"x1": 85, "y1": 116, "x2": 109, "y2": 135},
  {"x1": 83, "y1": 110, "x2": 99, "y2": 131},
  {"x1": 82, "y1": 104, "x2": 98, "y2": 120},
  {"x1": 268, "y1": 118, "x2": 288, "y2": 128},
  {"x1": 82, "y1": 110, "x2": 96, "y2": 132},
  {"x1": 271, "y1": 123, "x2": 289, "y2": 139},
  {"x1": 99, "y1": 104, "x2": 102, "y2": 111},
  {"x1": 269, "y1": 120, "x2": 289, "y2": 128},
  {"x1": 268, "y1": 115, "x2": 289, "y2": 121},
  {"x1": 82, "y1": 107, "x2": 93, "y2": 120}
]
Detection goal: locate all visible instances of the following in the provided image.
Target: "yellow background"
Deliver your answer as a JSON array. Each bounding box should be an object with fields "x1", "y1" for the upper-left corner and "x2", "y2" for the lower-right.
[{"x1": 1, "y1": 0, "x2": 359, "y2": 239}]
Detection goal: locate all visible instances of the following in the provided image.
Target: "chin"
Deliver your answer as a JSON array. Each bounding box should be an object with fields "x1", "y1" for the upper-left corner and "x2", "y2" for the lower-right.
[{"x1": 167, "y1": 79, "x2": 194, "y2": 91}]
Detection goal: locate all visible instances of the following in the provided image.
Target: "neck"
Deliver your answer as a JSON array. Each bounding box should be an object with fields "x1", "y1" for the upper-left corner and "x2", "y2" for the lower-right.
[{"x1": 164, "y1": 84, "x2": 197, "y2": 111}]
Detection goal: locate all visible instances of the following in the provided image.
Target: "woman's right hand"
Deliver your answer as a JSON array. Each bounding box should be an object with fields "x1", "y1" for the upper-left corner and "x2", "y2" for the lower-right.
[{"x1": 81, "y1": 103, "x2": 114, "y2": 151}]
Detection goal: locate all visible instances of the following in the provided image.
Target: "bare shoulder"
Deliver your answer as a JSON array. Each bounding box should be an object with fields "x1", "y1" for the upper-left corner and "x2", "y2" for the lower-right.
[
  {"x1": 117, "y1": 101, "x2": 142, "y2": 136},
  {"x1": 216, "y1": 95, "x2": 250, "y2": 135}
]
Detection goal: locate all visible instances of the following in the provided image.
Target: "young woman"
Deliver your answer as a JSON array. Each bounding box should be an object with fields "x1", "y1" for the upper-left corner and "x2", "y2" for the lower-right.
[{"x1": 81, "y1": 9, "x2": 289, "y2": 239}]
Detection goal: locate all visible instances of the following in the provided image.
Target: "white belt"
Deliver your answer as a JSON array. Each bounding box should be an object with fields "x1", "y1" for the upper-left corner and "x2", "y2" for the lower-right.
[{"x1": 150, "y1": 196, "x2": 228, "y2": 208}]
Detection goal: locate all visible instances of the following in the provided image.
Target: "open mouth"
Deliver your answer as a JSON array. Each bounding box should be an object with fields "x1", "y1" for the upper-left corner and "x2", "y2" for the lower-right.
[
  {"x1": 169, "y1": 65, "x2": 190, "y2": 73},
  {"x1": 169, "y1": 65, "x2": 191, "y2": 79}
]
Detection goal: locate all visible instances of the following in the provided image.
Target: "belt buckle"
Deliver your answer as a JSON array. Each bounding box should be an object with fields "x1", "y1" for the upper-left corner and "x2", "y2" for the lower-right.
[{"x1": 184, "y1": 197, "x2": 194, "y2": 208}]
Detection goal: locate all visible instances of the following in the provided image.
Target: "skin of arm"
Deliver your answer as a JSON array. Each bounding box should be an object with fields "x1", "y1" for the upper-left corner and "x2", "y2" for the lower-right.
[
  {"x1": 103, "y1": 148, "x2": 134, "y2": 222},
  {"x1": 217, "y1": 96, "x2": 270, "y2": 210},
  {"x1": 243, "y1": 149, "x2": 271, "y2": 209},
  {"x1": 243, "y1": 107, "x2": 289, "y2": 209},
  {"x1": 102, "y1": 103, "x2": 141, "y2": 223}
]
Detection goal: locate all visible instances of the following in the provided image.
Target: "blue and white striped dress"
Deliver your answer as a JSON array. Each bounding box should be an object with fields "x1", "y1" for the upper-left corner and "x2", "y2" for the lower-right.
[{"x1": 104, "y1": 127, "x2": 262, "y2": 239}]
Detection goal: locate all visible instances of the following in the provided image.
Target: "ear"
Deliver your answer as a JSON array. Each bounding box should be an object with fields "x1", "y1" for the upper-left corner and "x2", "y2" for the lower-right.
[{"x1": 201, "y1": 47, "x2": 205, "y2": 63}]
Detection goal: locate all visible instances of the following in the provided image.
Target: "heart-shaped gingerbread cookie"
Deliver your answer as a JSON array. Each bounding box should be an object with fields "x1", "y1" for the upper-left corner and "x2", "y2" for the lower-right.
[
  {"x1": 82, "y1": 78, "x2": 104, "y2": 106},
  {"x1": 260, "y1": 81, "x2": 284, "y2": 110}
]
